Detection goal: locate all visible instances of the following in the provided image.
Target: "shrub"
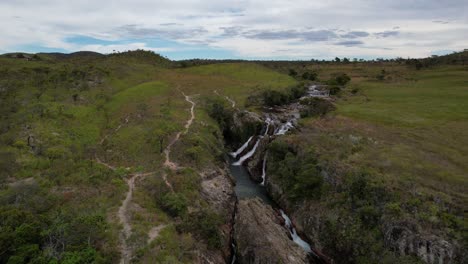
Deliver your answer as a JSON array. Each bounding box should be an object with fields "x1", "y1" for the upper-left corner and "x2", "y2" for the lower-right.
[
  {"x1": 262, "y1": 90, "x2": 289, "y2": 106},
  {"x1": 45, "y1": 146, "x2": 71, "y2": 160},
  {"x1": 335, "y1": 73, "x2": 351, "y2": 85},
  {"x1": 179, "y1": 209, "x2": 223, "y2": 249},
  {"x1": 161, "y1": 193, "x2": 188, "y2": 217},
  {"x1": 329, "y1": 86, "x2": 342, "y2": 95},
  {"x1": 261, "y1": 84, "x2": 307, "y2": 107},
  {"x1": 300, "y1": 97, "x2": 336, "y2": 117},
  {"x1": 288, "y1": 69, "x2": 298, "y2": 77},
  {"x1": 327, "y1": 73, "x2": 351, "y2": 86},
  {"x1": 301, "y1": 71, "x2": 317, "y2": 81},
  {"x1": 206, "y1": 99, "x2": 233, "y2": 131}
]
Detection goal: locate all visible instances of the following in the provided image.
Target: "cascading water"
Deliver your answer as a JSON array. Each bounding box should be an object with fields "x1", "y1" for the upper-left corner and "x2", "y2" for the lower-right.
[
  {"x1": 280, "y1": 209, "x2": 314, "y2": 254},
  {"x1": 260, "y1": 154, "x2": 267, "y2": 186},
  {"x1": 229, "y1": 87, "x2": 328, "y2": 260},
  {"x1": 275, "y1": 121, "x2": 294, "y2": 135},
  {"x1": 230, "y1": 136, "x2": 254, "y2": 158},
  {"x1": 232, "y1": 138, "x2": 261, "y2": 166},
  {"x1": 263, "y1": 117, "x2": 271, "y2": 136}
]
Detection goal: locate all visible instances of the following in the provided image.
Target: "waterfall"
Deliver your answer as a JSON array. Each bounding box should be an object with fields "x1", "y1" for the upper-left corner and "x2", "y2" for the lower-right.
[
  {"x1": 260, "y1": 154, "x2": 267, "y2": 185},
  {"x1": 275, "y1": 121, "x2": 294, "y2": 135},
  {"x1": 230, "y1": 242, "x2": 237, "y2": 264},
  {"x1": 233, "y1": 139, "x2": 260, "y2": 166},
  {"x1": 264, "y1": 117, "x2": 271, "y2": 136},
  {"x1": 230, "y1": 136, "x2": 254, "y2": 158},
  {"x1": 279, "y1": 209, "x2": 313, "y2": 254}
]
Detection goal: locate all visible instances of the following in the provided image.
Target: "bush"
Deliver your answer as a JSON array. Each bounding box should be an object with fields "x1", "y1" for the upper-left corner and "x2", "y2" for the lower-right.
[
  {"x1": 300, "y1": 97, "x2": 336, "y2": 117},
  {"x1": 262, "y1": 90, "x2": 289, "y2": 106},
  {"x1": 329, "y1": 86, "x2": 342, "y2": 95},
  {"x1": 301, "y1": 71, "x2": 317, "y2": 81},
  {"x1": 179, "y1": 209, "x2": 223, "y2": 249},
  {"x1": 327, "y1": 73, "x2": 351, "y2": 86},
  {"x1": 288, "y1": 69, "x2": 298, "y2": 77},
  {"x1": 206, "y1": 99, "x2": 233, "y2": 131},
  {"x1": 261, "y1": 84, "x2": 307, "y2": 107},
  {"x1": 335, "y1": 73, "x2": 351, "y2": 85},
  {"x1": 268, "y1": 142, "x2": 323, "y2": 200},
  {"x1": 161, "y1": 193, "x2": 188, "y2": 217}
]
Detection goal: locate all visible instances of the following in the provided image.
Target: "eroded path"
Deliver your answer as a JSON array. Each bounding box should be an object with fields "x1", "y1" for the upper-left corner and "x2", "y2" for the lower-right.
[
  {"x1": 163, "y1": 91, "x2": 196, "y2": 171},
  {"x1": 214, "y1": 89, "x2": 236, "y2": 108},
  {"x1": 95, "y1": 90, "x2": 197, "y2": 264}
]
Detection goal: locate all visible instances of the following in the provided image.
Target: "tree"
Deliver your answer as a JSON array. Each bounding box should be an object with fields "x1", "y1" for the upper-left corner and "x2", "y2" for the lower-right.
[
  {"x1": 335, "y1": 57, "x2": 341, "y2": 63},
  {"x1": 151, "y1": 122, "x2": 176, "y2": 153}
]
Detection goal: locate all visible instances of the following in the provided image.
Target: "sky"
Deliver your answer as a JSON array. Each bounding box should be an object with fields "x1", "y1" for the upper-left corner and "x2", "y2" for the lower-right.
[{"x1": 0, "y1": 0, "x2": 467, "y2": 60}]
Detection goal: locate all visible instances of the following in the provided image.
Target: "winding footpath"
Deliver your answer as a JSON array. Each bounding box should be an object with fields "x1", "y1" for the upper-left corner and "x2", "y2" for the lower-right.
[
  {"x1": 214, "y1": 90, "x2": 236, "y2": 108},
  {"x1": 163, "y1": 92, "x2": 196, "y2": 171},
  {"x1": 95, "y1": 91, "x2": 197, "y2": 264}
]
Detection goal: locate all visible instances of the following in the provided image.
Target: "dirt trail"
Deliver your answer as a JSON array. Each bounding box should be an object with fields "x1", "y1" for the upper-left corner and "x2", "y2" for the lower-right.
[
  {"x1": 147, "y1": 224, "x2": 167, "y2": 244},
  {"x1": 95, "y1": 91, "x2": 196, "y2": 264},
  {"x1": 163, "y1": 92, "x2": 196, "y2": 171},
  {"x1": 214, "y1": 89, "x2": 236, "y2": 108}
]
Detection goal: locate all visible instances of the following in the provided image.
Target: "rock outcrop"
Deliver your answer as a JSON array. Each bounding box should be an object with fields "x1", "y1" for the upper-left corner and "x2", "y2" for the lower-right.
[
  {"x1": 228, "y1": 110, "x2": 263, "y2": 148},
  {"x1": 200, "y1": 168, "x2": 237, "y2": 262},
  {"x1": 245, "y1": 136, "x2": 270, "y2": 182},
  {"x1": 383, "y1": 221, "x2": 461, "y2": 264},
  {"x1": 234, "y1": 198, "x2": 309, "y2": 264}
]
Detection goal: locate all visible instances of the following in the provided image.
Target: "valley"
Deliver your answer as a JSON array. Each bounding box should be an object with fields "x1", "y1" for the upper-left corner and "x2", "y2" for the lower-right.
[{"x1": 0, "y1": 50, "x2": 466, "y2": 264}]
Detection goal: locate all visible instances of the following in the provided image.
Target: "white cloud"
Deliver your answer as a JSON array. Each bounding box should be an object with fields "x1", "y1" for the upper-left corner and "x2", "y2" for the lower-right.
[{"x1": 0, "y1": 0, "x2": 467, "y2": 59}]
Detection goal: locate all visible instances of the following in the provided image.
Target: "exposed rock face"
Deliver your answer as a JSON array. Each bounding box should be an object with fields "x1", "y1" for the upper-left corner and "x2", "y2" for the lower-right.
[
  {"x1": 383, "y1": 222, "x2": 461, "y2": 264},
  {"x1": 200, "y1": 168, "x2": 237, "y2": 261},
  {"x1": 234, "y1": 198, "x2": 309, "y2": 264},
  {"x1": 267, "y1": 176, "x2": 465, "y2": 264},
  {"x1": 245, "y1": 136, "x2": 270, "y2": 182},
  {"x1": 228, "y1": 110, "x2": 263, "y2": 148}
]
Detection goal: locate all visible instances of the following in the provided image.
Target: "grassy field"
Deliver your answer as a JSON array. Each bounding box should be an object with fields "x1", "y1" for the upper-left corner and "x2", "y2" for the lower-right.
[
  {"x1": 0, "y1": 53, "x2": 299, "y2": 263},
  {"x1": 333, "y1": 66, "x2": 468, "y2": 191},
  {"x1": 289, "y1": 64, "x2": 467, "y2": 250},
  {"x1": 2, "y1": 51, "x2": 465, "y2": 263}
]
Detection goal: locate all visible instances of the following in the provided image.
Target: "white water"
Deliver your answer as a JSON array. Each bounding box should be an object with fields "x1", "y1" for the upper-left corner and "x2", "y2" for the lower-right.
[
  {"x1": 300, "y1": 84, "x2": 329, "y2": 99},
  {"x1": 233, "y1": 139, "x2": 260, "y2": 166},
  {"x1": 275, "y1": 121, "x2": 294, "y2": 135},
  {"x1": 280, "y1": 209, "x2": 313, "y2": 254},
  {"x1": 264, "y1": 117, "x2": 272, "y2": 136},
  {"x1": 260, "y1": 154, "x2": 267, "y2": 185},
  {"x1": 230, "y1": 136, "x2": 254, "y2": 158}
]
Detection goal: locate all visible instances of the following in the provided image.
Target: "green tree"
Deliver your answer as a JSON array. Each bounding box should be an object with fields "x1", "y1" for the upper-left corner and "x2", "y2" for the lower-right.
[{"x1": 151, "y1": 122, "x2": 176, "y2": 153}]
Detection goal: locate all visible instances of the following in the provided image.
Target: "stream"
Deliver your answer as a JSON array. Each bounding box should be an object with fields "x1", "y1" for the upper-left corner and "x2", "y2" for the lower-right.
[
  {"x1": 229, "y1": 129, "x2": 314, "y2": 254},
  {"x1": 227, "y1": 85, "x2": 328, "y2": 263}
]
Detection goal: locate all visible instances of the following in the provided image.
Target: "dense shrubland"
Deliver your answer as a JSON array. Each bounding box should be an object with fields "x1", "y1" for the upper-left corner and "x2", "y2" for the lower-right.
[{"x1": 267, "y1": 139, "x2": 425, "y2": 263}]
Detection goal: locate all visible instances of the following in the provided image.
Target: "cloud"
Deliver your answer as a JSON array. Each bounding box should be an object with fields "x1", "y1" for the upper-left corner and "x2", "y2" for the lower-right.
[
  {"x1": 116, "y1": 24, "x2": 208, "y2": 41},
  {"x1": 340, "y1": 31, "x2": 370, "y2": 39},
  {"x1": 335, "y1": 40, "x2": 364, "y2": 46},
  {"x1": 239, "y1": 29, "x2": 339, "y2": 42},
  {"x1": 432, "y1": 20, "x2": 450, "y2": 24},
  {"x1": 0, "y1": 0, "x2": 467, "y2": 59},
  {"x1": 374, "y1": 31, "x2": 400, "y2": 38}
]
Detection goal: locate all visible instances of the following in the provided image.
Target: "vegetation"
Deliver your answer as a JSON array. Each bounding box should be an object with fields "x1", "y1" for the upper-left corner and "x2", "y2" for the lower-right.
[
  {"x1": 300, "y1": 97, "x2": 336, "y2": 117},
  {"x1": 268, "y1": 61, "x2": 467, "y2": 263},
  {"x1": 1, "y1": 49, "x2": 466, "y2": 263}
]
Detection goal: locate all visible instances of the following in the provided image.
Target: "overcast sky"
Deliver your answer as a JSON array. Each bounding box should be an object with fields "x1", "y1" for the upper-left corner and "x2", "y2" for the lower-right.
[{"x1": 1, "y1": 0, "x2": 467, "y2": 60}]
